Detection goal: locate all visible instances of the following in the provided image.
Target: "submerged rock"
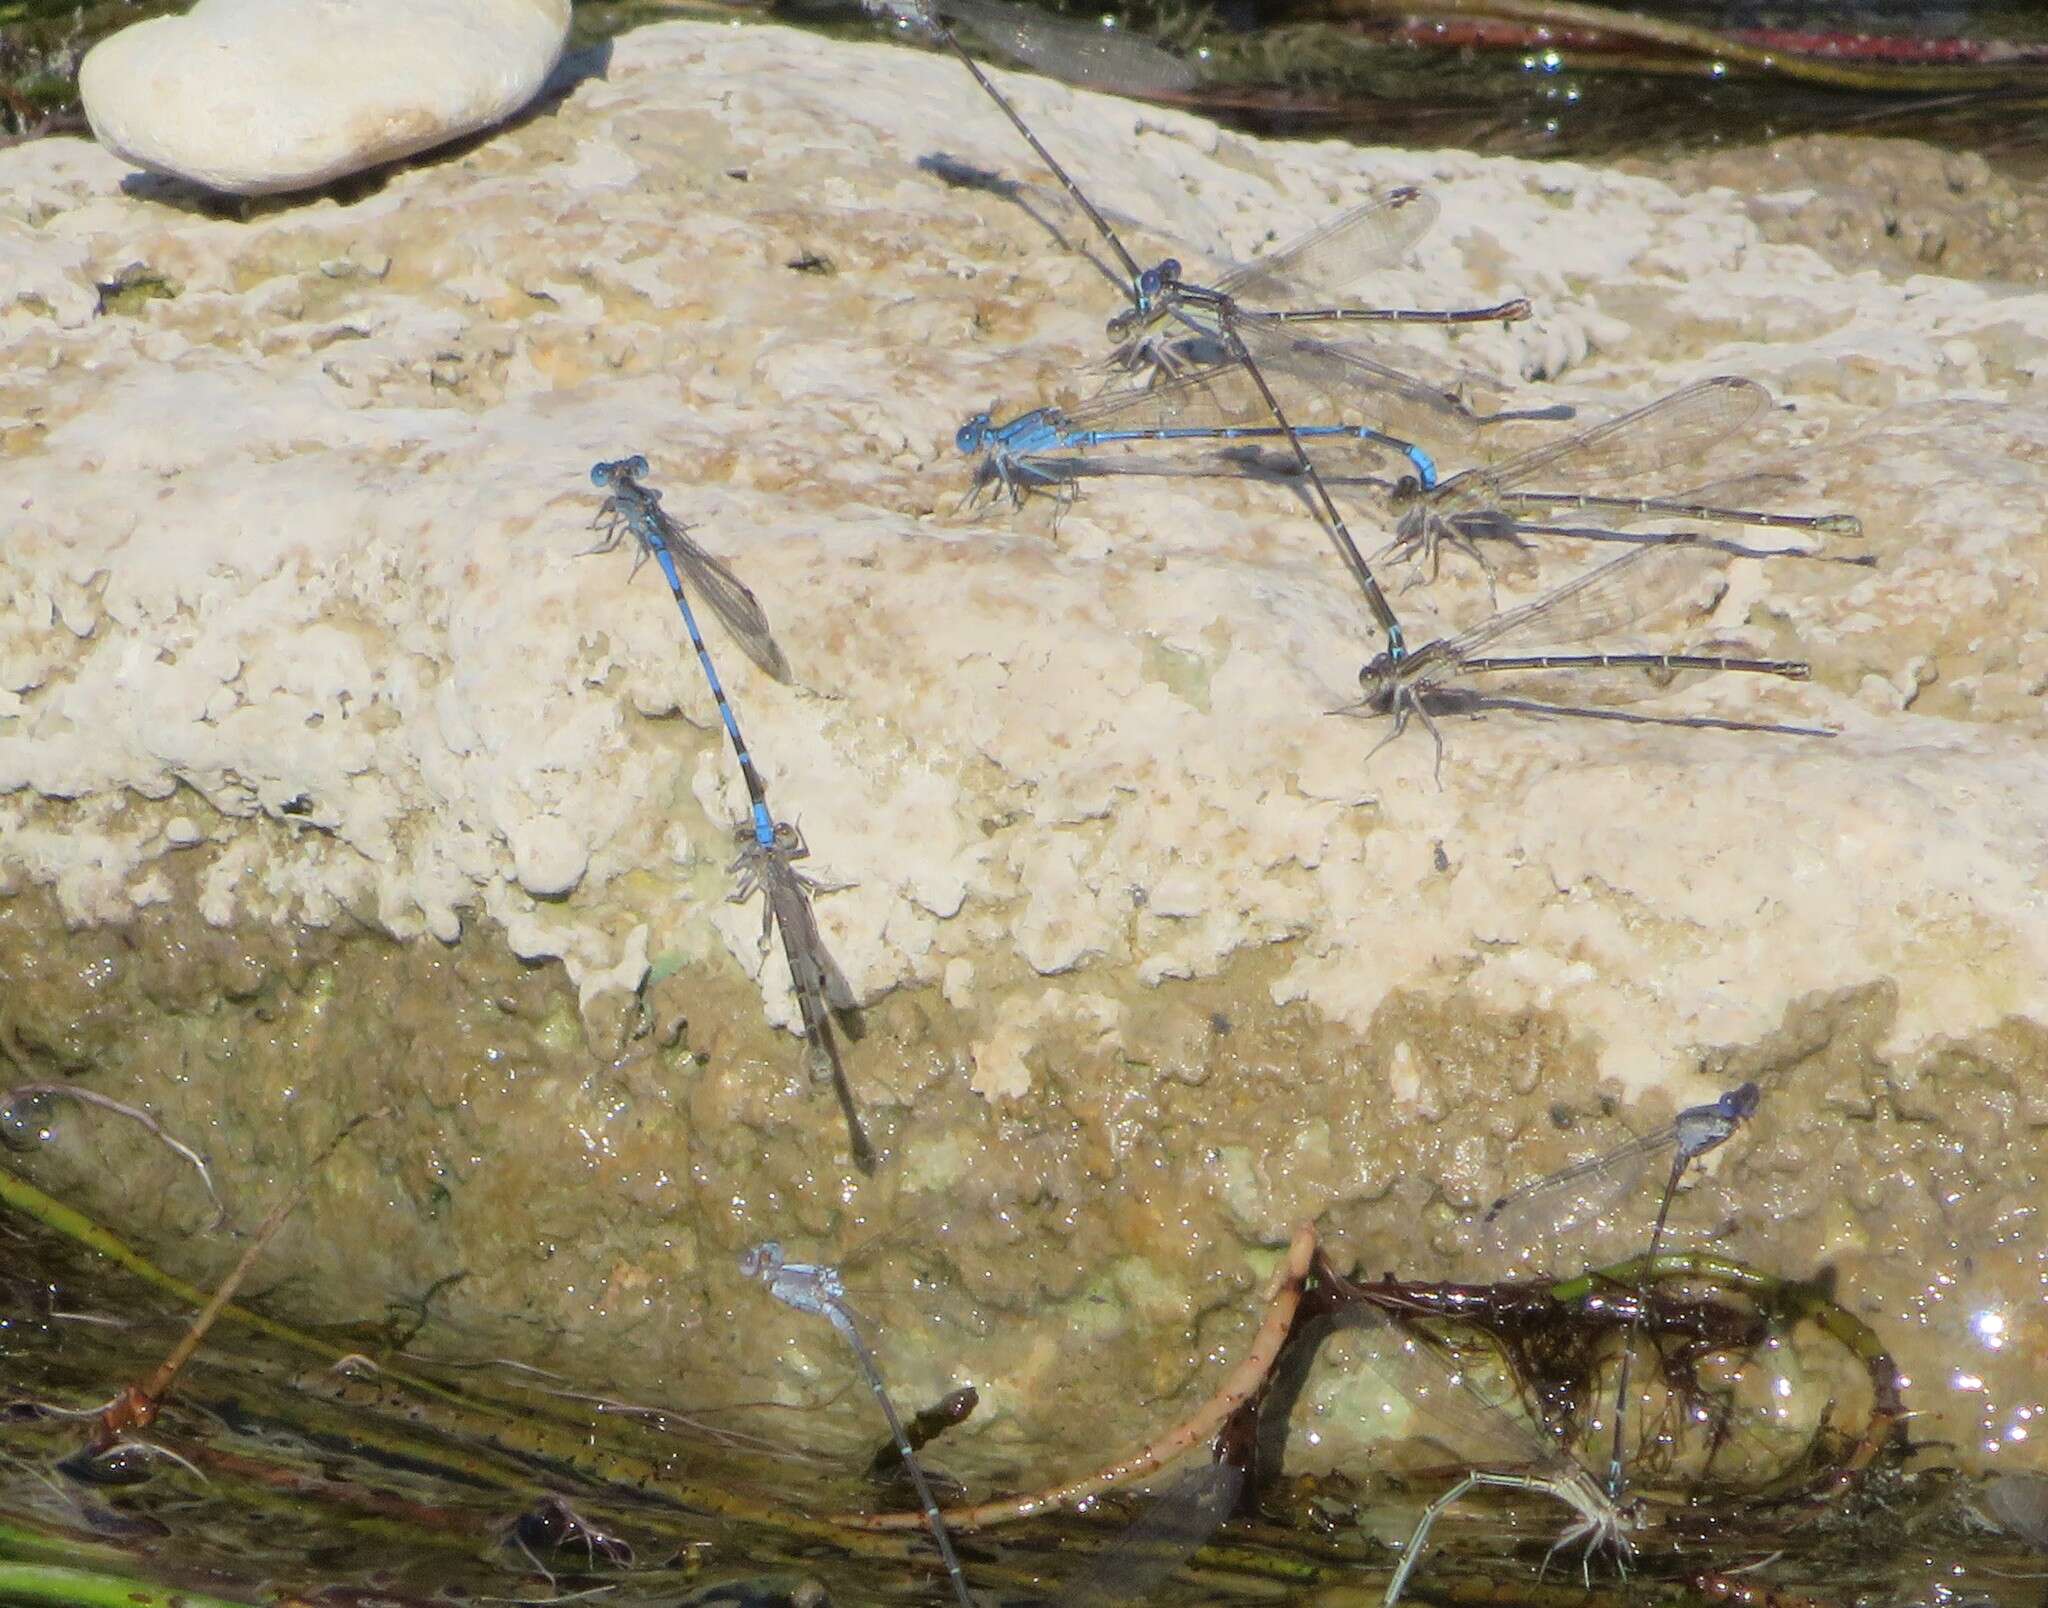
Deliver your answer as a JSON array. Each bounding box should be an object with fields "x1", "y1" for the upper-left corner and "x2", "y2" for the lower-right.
[{"x1": 78, "y1": 0, "x2": 571, "y2": 196}]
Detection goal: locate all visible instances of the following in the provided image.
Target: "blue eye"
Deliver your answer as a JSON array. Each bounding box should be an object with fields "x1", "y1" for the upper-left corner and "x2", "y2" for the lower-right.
[
  {"x1": 955, "y1": 416, "x2": 987, "y2": 452},
  {"x1": 1159, "y1": 257, "x2": 1181, "y2": 282},
  {"x1": 589, "y1": 464, "x2": 609, "y2": 487},
  {"x1": 1138, "y1": 267, "x2": 1162, "y2": 299},
  {"x1": 627, "y1": 455, "x2": 649, "y2": 476}
]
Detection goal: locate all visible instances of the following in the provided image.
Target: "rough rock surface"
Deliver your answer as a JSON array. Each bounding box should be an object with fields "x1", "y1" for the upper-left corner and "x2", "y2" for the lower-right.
[
  {"x1": 3, "y1": 21, "x2": 2047, "y2": 1473},
  {"x1": 78, "y1": 0, "x2": 572, "y2": 196}
]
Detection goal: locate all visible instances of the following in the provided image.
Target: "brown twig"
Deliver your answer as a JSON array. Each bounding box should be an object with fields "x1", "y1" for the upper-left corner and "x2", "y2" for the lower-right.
[
  {"x1": 834, "y1": 1220, "x2": 1317, "y2": 1532},
  {"x1": 84, "y1": 1110, "x2": 384, "y2": 1454},
  {"x1": 1311, "y1": 0, "x2": 2048, "y2": 91}
]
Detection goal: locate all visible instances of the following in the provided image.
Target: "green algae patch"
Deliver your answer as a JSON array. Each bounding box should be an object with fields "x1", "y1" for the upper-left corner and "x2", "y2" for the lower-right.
[
  {"x1": 0, "y1": 1565, "x2": 257, "y2": 1608},
  {"x1": 93, "y1": 267, "x2": 179, "y2": 316},
  {"x1": 0, "y1": 855, "x2": 2043, "y2": 1489}
]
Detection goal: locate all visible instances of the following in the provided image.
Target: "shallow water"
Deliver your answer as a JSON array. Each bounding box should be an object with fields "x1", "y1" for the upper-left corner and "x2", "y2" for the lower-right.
[
  {"x1": 9, "y1": 0, "x2": 2048, "y2": 169},
  {"x1": 4, "y1": 1178, "x2": 2043, "y2": 1607}
]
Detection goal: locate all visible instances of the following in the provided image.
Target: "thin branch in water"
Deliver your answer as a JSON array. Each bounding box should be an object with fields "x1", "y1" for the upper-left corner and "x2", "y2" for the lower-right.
[
  {"x1": 3, "y1": 1082, "x2": 225, "y2": 1226},
  {"x1": 835, "y1": 1221, "x2": 1317, "y2": 1532},
  {"x1": 60, "y1": 1437, "x2": 212, "y2": 1486},
  {"x1": 84, "y1": 1109, "x2": 387, "y2": 1457}
]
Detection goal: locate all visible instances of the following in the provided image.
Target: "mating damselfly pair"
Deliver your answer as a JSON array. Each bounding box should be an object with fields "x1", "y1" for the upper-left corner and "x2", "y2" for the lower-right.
[
  {"x1": 877, "y1": 0, "x2": 1859, "y2": 756},
  {"x1": 732, "y1": 1080, "x2": 1766, "y2": 1608}
]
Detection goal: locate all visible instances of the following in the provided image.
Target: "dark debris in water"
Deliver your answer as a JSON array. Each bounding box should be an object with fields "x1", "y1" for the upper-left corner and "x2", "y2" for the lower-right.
[{"x1": 2, "y1": 1188, "x2": 2035, "y2": 1608}]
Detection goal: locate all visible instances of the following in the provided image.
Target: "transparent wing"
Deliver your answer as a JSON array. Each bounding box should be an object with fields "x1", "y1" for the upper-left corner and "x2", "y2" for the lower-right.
[
  {"x1": 749, "y1": 839, "x2": 876, "y2": 1163},
  {"x1": 1065, "y1": 336, "x2": 1486, "y2": 458},
  {"x1": 1984, "y1": 1473, "x2": 2048, "y2": 1552},
  {"x1": 1482, "y1": 1124, "x2": 1676, "y2": 1253},
  {"x1": 664, "y1": 525, "x2": 793, "y2": 684},
  {"x1": 1235, "y1": 327, "x2": 1486, "y2": 453},
  {"x1": 763, "y1": 863, "x2": 854, "y2": 1037},
  {"x1": 1060, "y1": 1462, "x2": 1243, "y2": 1607},
  {"x1": 1338, "y1": 1303, "x2": 1579, "y2": 1476},
  {"x1": 1053, "y1": 364, "x2": 1278, "y2": 433},
  {"x1": 1408, "y1": 544, "x2": 1724, "y2": 691},
  {"x1": 1431, "y1": 376, "x2": 1769, "y2": 519},
  {"x1": 943, "y1": 0, "x2": 1196, "y2": 93},
  {"x1": 1214, "y1": 188, "x2": 1438, "y2": 304}
]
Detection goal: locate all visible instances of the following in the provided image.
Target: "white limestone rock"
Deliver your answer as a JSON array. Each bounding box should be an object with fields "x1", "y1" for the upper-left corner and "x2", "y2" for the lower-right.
[
  {"x1": 8, "y1": 18, "x2": 2048, "y2": 1465},
  {"x1": 78, "y1": 0, "x2": 572, "y2": 196}
]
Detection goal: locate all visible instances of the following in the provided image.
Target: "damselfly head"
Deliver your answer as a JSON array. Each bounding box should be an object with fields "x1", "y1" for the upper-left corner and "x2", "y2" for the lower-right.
[
  {"x1": 1116, "y1": 258, "x2": 1182, "y2": 325},
  {"x1": 955, "y1": 412, "x2": 993, "y2": 454},
  {"x1": 738, "y1": 1241, "x2": 786, "y2": 1281},
  {"x1": 1723, "y1": 1081, "x2": 1762, "y2": 1121},
  {"x1": 1357, "y1": 655, "x2": 1399, "y2": 708},
  {"x1": 1137, "y1": 259, "x2": 1183, "y2": 304},
  {"x1": 1388, "y1": 472, "x2": 1425, "y2": 509},
  {"x1": 590, "y1": 454, "x2": 650, "y2": 489}
]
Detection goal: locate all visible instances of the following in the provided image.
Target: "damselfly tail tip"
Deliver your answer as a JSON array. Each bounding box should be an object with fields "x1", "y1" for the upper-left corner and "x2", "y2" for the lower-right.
[{"x1": 1818, "y1": 513, "x2": 1864, "y2": 536}]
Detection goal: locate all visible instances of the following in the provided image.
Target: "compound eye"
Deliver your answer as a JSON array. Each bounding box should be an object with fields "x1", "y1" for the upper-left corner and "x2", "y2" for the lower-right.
[
  {"x1": 627, "y1": 455, "x2": 649, "y2": 476},
  {"x1": 589, "y1": 464, "x2": 610, "y2": 487},
  {"x1": 1159, "y1": 257, "x2": 1182, "y2": 283},
  {"x1": 1137, "y1": 267, "x2": 1163, "y2": 300},
  {"x1": 954, "y1": 414, "x2": 987, "y2": 452}
]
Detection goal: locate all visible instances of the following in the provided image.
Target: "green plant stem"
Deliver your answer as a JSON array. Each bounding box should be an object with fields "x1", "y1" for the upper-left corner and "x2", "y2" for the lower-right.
[
  {"x1": 0, "y1": 1564, "x2": 256, "y2": 1608},
  {"x1": 0, "y1": 1522, "x2": 128, "y2": 1570}
]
